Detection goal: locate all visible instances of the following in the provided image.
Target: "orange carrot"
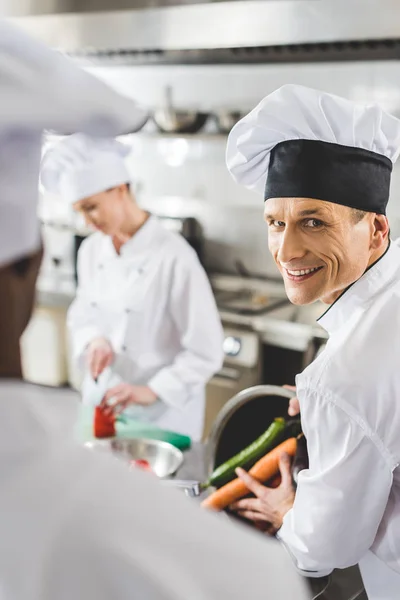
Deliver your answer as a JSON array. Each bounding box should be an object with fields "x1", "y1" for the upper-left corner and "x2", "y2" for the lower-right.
[{"x1": 201, "y1": 437, "x2": 297, "y2": 512}]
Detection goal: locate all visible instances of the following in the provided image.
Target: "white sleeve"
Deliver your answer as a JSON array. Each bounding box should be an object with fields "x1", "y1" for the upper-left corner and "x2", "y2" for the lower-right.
[
  {"x1": 67, "y1": 244, "x2": 105, "y2": 366},
  {"x1": 278, "y1": 387, "x2": 394, "y2": 577},
  {"x1": 148, "y1": 255, "x2": 224, "y2": 408},
  {"x1": 0, "y1": 21, "x2": 148, "y2": 136},
  {"x1": 46, "y1": 454, "x2": 309, "y2": 600}
]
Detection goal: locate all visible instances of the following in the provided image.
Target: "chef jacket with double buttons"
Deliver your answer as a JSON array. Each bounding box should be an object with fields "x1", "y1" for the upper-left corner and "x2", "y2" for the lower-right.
[
  {"x1": 68, "y1": 216, "x2": 224, "y2": 440},
  {"x1": 278, "y1": 241, "x2": 400, "y2": 600}
]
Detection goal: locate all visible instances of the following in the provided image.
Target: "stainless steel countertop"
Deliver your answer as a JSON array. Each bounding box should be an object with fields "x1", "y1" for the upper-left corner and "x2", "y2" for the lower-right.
[
  {"x1": 35, "y1": 284, "x2": 328, "y2": 352},
  {"x1": 220, "y1": 303, "x2": 328, "y2": 351}
]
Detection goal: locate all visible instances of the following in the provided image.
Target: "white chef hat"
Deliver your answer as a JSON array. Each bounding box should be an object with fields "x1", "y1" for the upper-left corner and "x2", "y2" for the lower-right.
[
  {"x1": 41, "y1": 134, "x2": 132, "y2": 205},
  {"x1": 226, "y1": 84, "x2": 400, "y2": 214},
  {"x1": 0, "y1": 21, "x2": 148, "y2": 135},
  {"x1": 0, "y1": 21, "x2": 148, "y2": 267}
]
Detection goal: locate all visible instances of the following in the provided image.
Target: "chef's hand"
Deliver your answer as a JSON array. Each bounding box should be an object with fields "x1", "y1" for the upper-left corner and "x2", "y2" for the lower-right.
[
  {"x1": 229, "y1": 453, "x2": 295, "y2": 535},
  {"x1": 87, "y1": 337, "x2": 114, "y2": 380},
  {"x1": 101, "y1": 384, "x2": 158, "y2": 416},
  {"x1": 284, "y1": 384, "x2": 300, "y2": 417}
]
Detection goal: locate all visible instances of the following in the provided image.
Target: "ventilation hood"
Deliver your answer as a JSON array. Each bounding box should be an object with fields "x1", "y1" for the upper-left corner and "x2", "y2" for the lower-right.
[{"x1": 7, "y1": 0, "x2": 400, "y2": 63}]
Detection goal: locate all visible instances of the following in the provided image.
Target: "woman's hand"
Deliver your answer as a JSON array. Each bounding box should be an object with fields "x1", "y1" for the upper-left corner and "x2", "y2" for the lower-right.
[
  {"x1": 87, "y1": 337, "x2": 114, "y2": 380},
  {"x1": 100, "y1": 384, "x2": 157, "y2": 416}
]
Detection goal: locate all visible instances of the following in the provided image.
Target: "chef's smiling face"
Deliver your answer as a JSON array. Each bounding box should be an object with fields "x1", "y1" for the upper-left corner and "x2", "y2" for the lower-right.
[
  {"x1": 265, "y1": 197, "x2": 389, "y2": 305},
  {"x1": 73, "y1": 185, "x2": 128, "y2": 236}
]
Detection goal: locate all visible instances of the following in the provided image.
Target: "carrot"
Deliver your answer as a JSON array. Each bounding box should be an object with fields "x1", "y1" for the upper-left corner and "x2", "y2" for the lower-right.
[
  {"x1": 93, "y1": 406, "x2": 116, "y2": 438},
  {"x1": 201, "y1": 437, "x2": 297, "y2": 512}
]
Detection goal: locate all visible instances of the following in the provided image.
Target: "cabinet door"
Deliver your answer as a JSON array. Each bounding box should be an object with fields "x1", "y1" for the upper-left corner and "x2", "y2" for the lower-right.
[{"x1": 21, "y1": 305, "x2": 68, "y2": 386}]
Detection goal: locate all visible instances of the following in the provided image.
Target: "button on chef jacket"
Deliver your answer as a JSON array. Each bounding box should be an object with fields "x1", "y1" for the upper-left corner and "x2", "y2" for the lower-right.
[
  {"x1": 68, "y1": 215, "x2": 224, "y2": 440},
  {"x1": 0, "y1": 20, "x2": 147, "y2": 268},
  {"x1": 277, "y1": 242, "x2": 400, "y2": 600},
  {"x1": 0, "y1": 379, "x2": 310, "y2": 600}
]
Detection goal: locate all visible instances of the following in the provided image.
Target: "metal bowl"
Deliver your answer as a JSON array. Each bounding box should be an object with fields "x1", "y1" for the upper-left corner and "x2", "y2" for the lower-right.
[
  {"x1": 152, "y1": 85, "x2": 209, "y2": 134},
  {"x1": 84, "y1": 437, "x2": 184, "y2": 478},
  {"x1": 152, "y1": 110, "x2": 209, "y2": 134},
  {"x1": 213, "y1": 110, "x2": 243, "y2": 134}
]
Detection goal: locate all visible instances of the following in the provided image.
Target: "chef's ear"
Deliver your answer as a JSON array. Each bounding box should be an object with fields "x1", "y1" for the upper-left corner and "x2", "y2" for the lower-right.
[
  {"x1": 108, "y1": 183, "x2": 130, "y2": 195},
  {"x1": 370, "y1": 213, "x2": 389, "y2": 250},
  {"x1": 118, "y1": 182, "x2": 133, "y2": 199}
]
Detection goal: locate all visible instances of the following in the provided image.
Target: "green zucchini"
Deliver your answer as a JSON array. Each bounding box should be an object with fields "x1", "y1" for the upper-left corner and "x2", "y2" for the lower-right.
[{"x1": 205, "y1": 417, "x2": 286, "y2": 488}]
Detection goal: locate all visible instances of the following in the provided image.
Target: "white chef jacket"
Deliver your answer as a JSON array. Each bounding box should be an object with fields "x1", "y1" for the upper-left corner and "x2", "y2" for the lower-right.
[
  {"x1": 278, "y1": 241, "x2": 400, "y2": 600},
  {"x1": 0, "y1": 379, "x2": 310, "y2": 600},
  {"x1": 68, "y1": 216, "x2": 224, "y2": 440}
]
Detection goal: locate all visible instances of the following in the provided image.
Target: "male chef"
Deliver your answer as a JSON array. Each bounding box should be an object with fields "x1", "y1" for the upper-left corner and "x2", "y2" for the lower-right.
[
  {"x1": 0, "y1": 23, "x2": 310, "y2": 600},
  {"x1": 226, "y1": 84, "x2": 400, "y2": 600}
]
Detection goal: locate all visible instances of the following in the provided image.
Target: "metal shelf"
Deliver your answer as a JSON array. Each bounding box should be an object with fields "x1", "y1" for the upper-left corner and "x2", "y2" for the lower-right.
[
  {"x1": 136, "y1": 131, "x2": 228, "y2": 140},
  {"x1": 70, "y1": 39, "x2": 400, "y2": 66}
]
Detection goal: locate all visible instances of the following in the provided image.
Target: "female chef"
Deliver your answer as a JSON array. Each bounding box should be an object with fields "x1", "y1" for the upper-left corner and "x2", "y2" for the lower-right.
[{"x1": 40, "y1": 134, "x2": 224, "y2": 440}]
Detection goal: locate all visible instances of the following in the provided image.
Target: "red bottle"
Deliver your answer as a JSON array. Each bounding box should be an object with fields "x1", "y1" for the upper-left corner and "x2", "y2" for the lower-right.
[{"x1": 93, "y1": 406, "x2": 116, "y2": 438}]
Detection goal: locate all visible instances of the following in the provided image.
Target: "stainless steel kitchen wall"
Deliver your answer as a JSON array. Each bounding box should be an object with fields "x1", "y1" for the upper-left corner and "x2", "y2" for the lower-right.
[
  {"x1": 8, "y1": 1, "x2": 400, "y2": 54},
  {"x1": 62, "y1": 60, "x2": 399, "y2": 276},
  {"x1": 0, "y1": 0, "x2": 196, "y2": 17}
]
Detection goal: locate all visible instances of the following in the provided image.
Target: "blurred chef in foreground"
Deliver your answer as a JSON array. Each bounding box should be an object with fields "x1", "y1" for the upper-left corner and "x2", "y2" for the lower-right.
[
  {"x1": 41, "y1": 134, "x2": 223, "y2": 440},
  {"x1": 0, "y1": 21, "x2": 310, "y2": 600},
  {"x1": 0, "y1": 21, "x2": 148, "y2": 378},
  {"x1": 226, "y1": 84, "x2": 400, "y2": 600}
]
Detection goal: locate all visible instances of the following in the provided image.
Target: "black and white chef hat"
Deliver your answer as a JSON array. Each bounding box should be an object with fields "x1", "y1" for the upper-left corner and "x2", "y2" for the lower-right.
[{"x1": 226, "y1": 84, "x2": 400, "y2": 214}]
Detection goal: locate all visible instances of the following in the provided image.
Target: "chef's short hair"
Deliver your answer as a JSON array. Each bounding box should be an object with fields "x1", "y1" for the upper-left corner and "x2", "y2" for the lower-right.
[
  {"x1": 352, "y1": 208, "x2": 367, "y2": 223},
  {"x1": 107, "y1": 182, "x2": 130, "y2": 192},
  {"x1": 351, "y1": 208, "x2": 390, "y2": 239}
]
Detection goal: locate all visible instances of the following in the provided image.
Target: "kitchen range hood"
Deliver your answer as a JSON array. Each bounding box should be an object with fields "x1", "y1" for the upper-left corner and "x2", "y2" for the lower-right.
[{"x1": 6, "y1": 0, "x2": 400, "y2": 64}]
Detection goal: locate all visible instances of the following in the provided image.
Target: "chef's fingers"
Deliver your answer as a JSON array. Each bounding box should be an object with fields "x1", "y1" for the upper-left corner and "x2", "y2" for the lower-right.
[
  {"x1": 112, "y1": 400, "x2": 130, "y2": 416},
  {"x1": 99, "y1": 393, "x2": 108, "y2": 409},
  {"x1": 234, "y1": 509, "x2": 270, "y2": 523},
  {"x1": 98, "y1": 352, "x2": 112, "y2": 375},
  {"x1": 95, "y1": 351, "x2": 113, "y2": 378},
  {"x1": 89, "y1": 350, "x2": 100, "y2": 379},
  {"x1": 229, "y1": 497, "x2": 263, "y2": 513},
  {"x1": 278, "y1": 452, "x2": 294, "y2": 489},
  {"x1": 99, "y1": 388, "x2": 112, "y2": 408},
  {"x1": 101, "y1": 387, "x2": 127, "y2": 411},
  {"x1": 102, "y1": 384, "x2": 127, "y2": 404},
  {"x1": 103, "y1": 393, "x2": 129, "y2": 416},
  {"x1": 288, "y1": 396, "x2": 300, "y2": 417},
  {"x1": 90, "y1": 350, "x2": 106, "y2": 379},
  {"x1": 283, "y1": 385, "x2": 296, "y2": 391},
  {"x1": 235, "y1": 467, "x2": 267, "y2": 498}
]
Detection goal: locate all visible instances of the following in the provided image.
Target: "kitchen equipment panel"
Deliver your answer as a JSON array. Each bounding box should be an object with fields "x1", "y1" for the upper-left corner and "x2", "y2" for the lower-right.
[{"x1": 204, "y1": 326, "x2": 261, "y2": 441}]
